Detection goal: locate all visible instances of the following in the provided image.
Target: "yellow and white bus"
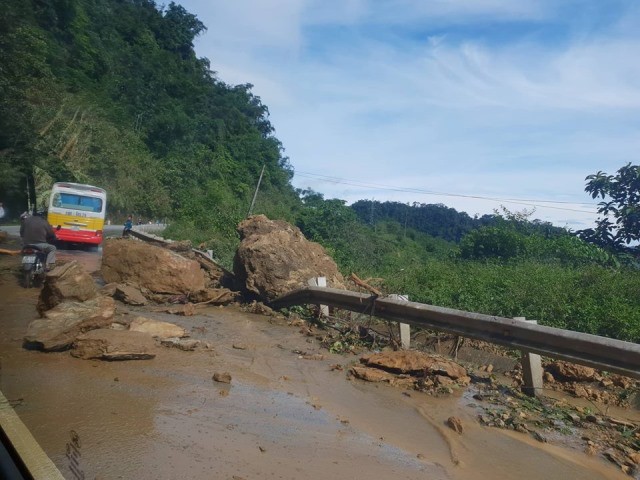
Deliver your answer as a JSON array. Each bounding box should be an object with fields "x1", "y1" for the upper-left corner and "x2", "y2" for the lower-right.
[{"x1": 48, "y1": 182, "x2": 107, "y2": 245}]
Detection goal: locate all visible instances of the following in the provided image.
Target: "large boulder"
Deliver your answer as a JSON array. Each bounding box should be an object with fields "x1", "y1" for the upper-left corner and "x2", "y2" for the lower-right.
[
  {"x1": 101, "y1": 239, "x2": 206, "y2": 294},
  {"x1": 37, "y1": 261, "x2": 98, "y2": 314},
  {"x1": 233, "y1": 215, "x2": 345, "y2": 301},
  {"x1": 24, "y1": 296, "x2": 116, "y2": 351},
  {"x1": 71, "y1": 329, "x2": 156, "y2": 360}
]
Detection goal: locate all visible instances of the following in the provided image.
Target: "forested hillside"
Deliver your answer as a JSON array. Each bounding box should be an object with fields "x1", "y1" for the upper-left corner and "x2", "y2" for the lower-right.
[
  {"x1": 351, "y1": 200, "x2": 565, "y2": 242},
  {"x1": 0, "y1": 0, "x2": 298, "y2": 237}
]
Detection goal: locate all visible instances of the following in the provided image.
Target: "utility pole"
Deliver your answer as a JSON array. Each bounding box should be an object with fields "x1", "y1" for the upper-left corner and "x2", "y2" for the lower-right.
[{"x1": 247, "y1": 164, "x2": 266, "y2": 217}]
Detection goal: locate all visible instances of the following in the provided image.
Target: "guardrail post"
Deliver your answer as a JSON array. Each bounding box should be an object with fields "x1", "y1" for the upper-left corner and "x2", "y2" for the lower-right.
[
  {"x1": 389, "y1": 294, "x2": 410, "y2": 349},
  {"x1": 307, "y1": 277, "x2": 329, "y2": 317},
  {"x1": 514, "y1": 317, "x2": 543, "y2": 397}
]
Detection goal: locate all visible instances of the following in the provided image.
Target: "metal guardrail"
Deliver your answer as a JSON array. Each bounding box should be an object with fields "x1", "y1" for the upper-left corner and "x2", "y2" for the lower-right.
[{"x1": 271, "y1": 286, "x2": 640, "y2": 380}]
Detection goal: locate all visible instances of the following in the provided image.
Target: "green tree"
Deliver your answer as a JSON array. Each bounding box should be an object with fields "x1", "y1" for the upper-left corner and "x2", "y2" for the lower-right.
[{"x1": 578, "y1": 163, "x2": 640, "y2": 252}]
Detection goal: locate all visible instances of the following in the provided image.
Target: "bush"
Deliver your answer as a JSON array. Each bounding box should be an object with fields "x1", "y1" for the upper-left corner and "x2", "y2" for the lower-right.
[{"x1": 381, "y1": 258, "x2": 640, "y2": 342}]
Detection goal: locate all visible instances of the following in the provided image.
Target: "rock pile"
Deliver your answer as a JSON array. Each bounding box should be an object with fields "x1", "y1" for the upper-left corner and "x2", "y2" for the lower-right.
[{"x1": 350, "y1": 350, "x2": 471, "y2": 393}]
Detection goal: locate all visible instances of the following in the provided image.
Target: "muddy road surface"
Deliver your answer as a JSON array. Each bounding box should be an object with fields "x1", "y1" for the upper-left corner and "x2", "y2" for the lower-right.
[{"x1": 0, "y1": 235, "x2": 631, "y2": 480}]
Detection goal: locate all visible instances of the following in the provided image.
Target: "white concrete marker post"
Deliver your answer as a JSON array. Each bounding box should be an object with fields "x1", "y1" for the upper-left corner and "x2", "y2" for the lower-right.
[
  {"x1": 514, "y1": 317, "x2": 543, "y2": 397},
  {"x1": 389, "y1": 294, "x2": 410, "y2": 349},
  {"x1": 308, "y1": 277, "x2": 329, "y2": 317}
]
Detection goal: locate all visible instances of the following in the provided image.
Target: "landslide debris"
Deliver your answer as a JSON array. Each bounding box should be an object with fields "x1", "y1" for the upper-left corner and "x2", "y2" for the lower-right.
[
  {"x1": 101, "y1": 238, "x2": 206, "y2": 294},
  {"x1": 24, "y1": 296, "x2": 116, "y2": 351},
  {"x1": 350, "y1": 350, "x2": 471, "y2": 393},
  {"x1": 37, "y1": 261, "x2": 98, "y2": 314},
  {"x1": 71, "y1": 329, "x2": 156, "y2": 360},
  {"x1": 233, "y1": 215, "x2": 346, "y2": 302}
]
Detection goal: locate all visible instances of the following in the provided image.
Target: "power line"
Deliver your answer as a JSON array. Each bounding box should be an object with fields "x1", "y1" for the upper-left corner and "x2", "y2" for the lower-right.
[{"x1": 294, "y1": 171, "x2": 598, "y2": 215}]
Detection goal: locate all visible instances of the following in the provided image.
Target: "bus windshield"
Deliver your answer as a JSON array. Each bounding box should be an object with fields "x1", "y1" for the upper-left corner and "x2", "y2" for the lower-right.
[{"x1": 52, "y1": 192, "x2": 103, "y2": 213}]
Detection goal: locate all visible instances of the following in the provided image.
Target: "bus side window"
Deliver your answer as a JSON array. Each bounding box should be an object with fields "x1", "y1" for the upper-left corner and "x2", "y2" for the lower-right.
[{"x1": 52, "y1": 193, "x2": 62, "y2": 207}]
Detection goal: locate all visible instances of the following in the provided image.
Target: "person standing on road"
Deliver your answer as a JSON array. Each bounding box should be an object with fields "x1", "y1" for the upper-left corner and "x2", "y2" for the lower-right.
[{"x1": 20, "y1": 211, "x2": 57, "y2": 270}]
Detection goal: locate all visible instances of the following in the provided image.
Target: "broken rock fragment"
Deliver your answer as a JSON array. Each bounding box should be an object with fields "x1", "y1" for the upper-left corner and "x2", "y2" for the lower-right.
[
  {"x1": 360, "y1": 350, "x2": 467, "y2": 379},
  {"x1": 37, "y1": 261, "x2": 98, "y2": 314},
  {"x1": 114, "y1": 284, "x2": 148, "y2": 306},
  {"x1": 71, "y1": 329, "x2": 156, "y2": 360},
  {"x1": 24, "y1": 296, "x2": 116, "y2": 351},
  {"x1": 447, "y1": 416, "x2": 464, "y2": 434},
  {"x1": 213, "y1": 372, "x2": 232, "y2": 384},
  {"x1": 129, "y1": 316, "x2": 186, "y2": 339},
  {"x1": 160, "y1": 337, "x2": 207, "y2": 351}
]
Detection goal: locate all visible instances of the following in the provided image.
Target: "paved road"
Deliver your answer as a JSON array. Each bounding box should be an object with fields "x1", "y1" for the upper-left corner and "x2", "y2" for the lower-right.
[{"x1": 1, "y1": 224, "x2": 165, "y2": 239}]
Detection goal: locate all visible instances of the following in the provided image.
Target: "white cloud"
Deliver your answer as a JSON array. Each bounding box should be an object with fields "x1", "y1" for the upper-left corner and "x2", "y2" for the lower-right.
[{"x1": 180, "y1": 0, "x2": 640, "y2": 227}]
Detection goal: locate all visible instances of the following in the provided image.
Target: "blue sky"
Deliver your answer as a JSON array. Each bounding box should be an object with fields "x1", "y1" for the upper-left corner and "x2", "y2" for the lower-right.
[{"x1": 177, "y1": 0, "x2": 640, "y2": 228}]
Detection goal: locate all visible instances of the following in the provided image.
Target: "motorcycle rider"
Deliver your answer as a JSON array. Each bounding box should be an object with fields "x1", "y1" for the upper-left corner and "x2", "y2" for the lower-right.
[
  {"x1": 122, "y1": 214, "x2": 133, "y2": 237},
  {"x1": 20, "y1": 210, "x2": 57, "y2": 270}
]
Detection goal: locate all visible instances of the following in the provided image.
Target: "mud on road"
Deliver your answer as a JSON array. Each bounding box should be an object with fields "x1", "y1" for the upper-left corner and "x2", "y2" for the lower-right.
[{"x1": 0, "y1": 235, "x2": 633, "y2": 480}]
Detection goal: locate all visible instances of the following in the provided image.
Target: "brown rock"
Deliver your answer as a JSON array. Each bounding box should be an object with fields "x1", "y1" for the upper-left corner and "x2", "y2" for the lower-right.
[
  {"x1": 182, "y1": 302, "x2": 195, "y2": 316},
  {"x1": 349, "y1": 366, "x2": 415, "y2": 388},
  {"x1": 573, "y1": 385, "x2": 590, "y2": 398},
  {"x1": 115, "y1": 284, "x2": 147, "y2": 306},
  {"x1": 610, "y1": 374, "x2": 633, "y2": 389},
  {"x1": 100, "y1": 283, "x2": 118, "y2": 296},
  {"x1": 37, "y1": 261, "x2": 97, "y2": 314},
  {"x1": 627, "y1": 452, "x2": 640, "y2": 465},
  {"x1": 233, "y1": 215, "x2": 345, "y2": 302},
  {"x1": 546, "y1": 361, "x2": 596, "y2": 382},
  {"x1": 24, "y1": 296, "x2": 116, "y2": 351},
  {"x1": 129, "y1": 317, "x2": 186, "y2": 339},
  {"x1": 101, "y1": 239, "x2": 205, "y2": 294},
  {"x1": 160, "y1": 338, "x2": 206, "y2": 351},
  {"x1": 585, "y1": 444, "x2": 598, "y2": 456},
  {"x1": 350, "y1": 366, "x2": 398, "y2": 383},
  {"x1": 245, "y1": 301, "x2": 275, "y2": 316},
  {"x1": 360, "y1": 351, "x2": 467, "y2": 379},
  {"x1": 189, "y1": 288, "x2": 238, "y2": 305},
  {"x1": 71, "y1": 329, "x2": 156, "y2": 360},
  {"x1": 166, "y1": 240, "x2": 193, "y2": 252},
  {"x1": 447, "y1": 416, "x2": 463, "y2": 434},
  {"x1": 213, "y1": 372, "x2": 232, "y2": 384},
  {"x1": 435, "y1": 375, "x2": 454, "y2": 386}
]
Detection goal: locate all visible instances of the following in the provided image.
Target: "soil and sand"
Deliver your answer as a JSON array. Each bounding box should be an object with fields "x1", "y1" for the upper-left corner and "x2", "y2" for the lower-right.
[{"x1": 0, "y1": 234, "x2": 636, "y2": 480}]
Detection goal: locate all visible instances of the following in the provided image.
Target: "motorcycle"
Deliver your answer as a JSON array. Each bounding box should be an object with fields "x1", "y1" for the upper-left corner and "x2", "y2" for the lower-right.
[{"x1": 21, "y1": 245, "x2": 47, "y2": 288}]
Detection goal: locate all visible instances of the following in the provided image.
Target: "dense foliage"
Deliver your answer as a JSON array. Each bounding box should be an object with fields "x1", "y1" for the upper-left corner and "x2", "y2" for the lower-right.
[
  {"x1": 0, "y1": 0, "x2": 298, "y2": 231},
  {"x1": 1, "y1": 1, "x2": 638, "y2": 343},
  {"x1": 304, "y1": 198, "x2": 640, "y2": 342},
  {"x1": 578, "y1": 163, "x2": 640, "y2": 255},
  {"x1": 351, "y1": 200, "x2": 564, "y2": 242}
]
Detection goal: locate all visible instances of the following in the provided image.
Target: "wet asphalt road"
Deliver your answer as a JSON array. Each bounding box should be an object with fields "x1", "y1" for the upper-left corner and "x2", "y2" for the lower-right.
[{"x1": 1, "y1": 224, "x2": 165, "y2": 239}]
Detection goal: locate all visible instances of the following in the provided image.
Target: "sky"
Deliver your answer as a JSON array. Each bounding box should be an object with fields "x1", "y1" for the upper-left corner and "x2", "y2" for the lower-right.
[{"x1": 177, "y1": 0, "x2": 640, "y2": 229}]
